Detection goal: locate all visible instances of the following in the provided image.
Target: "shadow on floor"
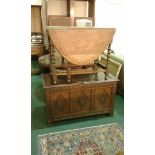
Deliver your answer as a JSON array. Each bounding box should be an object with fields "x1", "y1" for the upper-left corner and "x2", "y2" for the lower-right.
[
  {"x1": 34, "y1": 84, "x2": 45, "y2": 103},
  {"x1": 32, "y1": 106, "x2": 110, "y2": 130},
  {"x1": 31, "y1": 106, "x2": 48, "y2": 130}
]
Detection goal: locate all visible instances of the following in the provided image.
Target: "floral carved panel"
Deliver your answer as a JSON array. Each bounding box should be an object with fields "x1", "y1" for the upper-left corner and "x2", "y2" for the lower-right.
[
  {"x1": 51, "y1": 91, "x2": 70, "y2": 117},
  {"x1": 94, "y1": 87, "x2": 112, "y2": 111},
  {"x1": 71, "y1": 89, "x2": 91, "y2": 114}
]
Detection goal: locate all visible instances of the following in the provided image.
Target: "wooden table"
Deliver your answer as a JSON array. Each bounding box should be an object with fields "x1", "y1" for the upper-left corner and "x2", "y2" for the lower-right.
[{"x1": 42, "y1": 72, "x2": 118, "y2": 125}]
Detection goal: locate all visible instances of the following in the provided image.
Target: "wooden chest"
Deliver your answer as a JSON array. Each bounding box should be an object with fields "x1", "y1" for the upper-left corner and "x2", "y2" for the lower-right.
[{"x1": 42, "y1": 73, "x2": 118, "y2": 125}]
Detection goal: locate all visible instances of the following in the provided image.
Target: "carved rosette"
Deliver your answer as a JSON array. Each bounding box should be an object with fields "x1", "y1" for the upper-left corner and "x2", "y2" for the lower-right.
[
  {"x1": 95, "y1": 88, "x2": 111, "y2": 110},
  {"x1": 53, "y1": 94, "x2": 69, "y2": 115},
  {"x1": 71, "y1": 90, "x2": 91, "y2": 113},
  {"x1": 76, "y1": 92, "x2": 89, "y2": 108}
]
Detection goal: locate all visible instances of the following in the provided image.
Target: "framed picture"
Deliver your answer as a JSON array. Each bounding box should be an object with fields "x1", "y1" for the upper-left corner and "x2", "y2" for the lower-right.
[{"x1": 99, "y1": 55, "x2": 122, "y2": 78}]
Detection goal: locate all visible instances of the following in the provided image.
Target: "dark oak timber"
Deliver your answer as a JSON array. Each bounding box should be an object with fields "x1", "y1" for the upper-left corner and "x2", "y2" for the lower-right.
[{"x1": 42, "y1": 72, "x2": 118, "y2": 125}]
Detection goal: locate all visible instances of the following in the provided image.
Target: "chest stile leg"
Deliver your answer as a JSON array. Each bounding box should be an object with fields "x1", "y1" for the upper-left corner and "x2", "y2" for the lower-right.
[{"x1": 50, "y1": 42, "x2": 57, "y2": 84}]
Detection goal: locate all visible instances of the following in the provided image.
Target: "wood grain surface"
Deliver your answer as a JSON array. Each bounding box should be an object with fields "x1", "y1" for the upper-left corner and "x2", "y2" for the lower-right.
[{"x1": 48, "y1": 28, "x2": 116, "y2": 65}]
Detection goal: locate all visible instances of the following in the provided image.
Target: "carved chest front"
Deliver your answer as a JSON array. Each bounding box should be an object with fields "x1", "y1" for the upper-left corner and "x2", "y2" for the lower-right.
[{"x1": 42, "y1": 73, "x2": 118, "y2": 125}]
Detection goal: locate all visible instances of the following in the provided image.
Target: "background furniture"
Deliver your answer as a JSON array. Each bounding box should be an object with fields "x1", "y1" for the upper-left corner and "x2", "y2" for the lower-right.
[
  {"x1": 31, "y1": 5, "x2": 44, "y2": 57},
  {"x1": 42, "y1": 0, "x2": 95, "y2": 50},
  {"x1": 31, "y1": 5, "x2": 42, "y2": 33},
  {"x1": 31, "y1": 5, "x2": 45, "y2": 74},
  {"x1": 42, "y1": 73, "x2": 118, "y2": 125},
  {"x1": 103, "y1": 53, "x2": 124, "y2": 96},
  {"x1": 99, "y1": 55, "x2": 122, "y2": 79},
  {"x1": 48, "y1": 0, "x2": 95, "y2": 26}
]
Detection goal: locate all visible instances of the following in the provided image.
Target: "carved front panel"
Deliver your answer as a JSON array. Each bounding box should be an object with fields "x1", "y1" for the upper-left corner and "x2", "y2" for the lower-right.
[
  {"x1": 94, "y1": 86, "x2": 112, "y2": 111},
  {"x1": 71, "y1": 89, "x2": 91, "y2": 115},
  {"x1": 50, "y1": 90, "x2": 70, "y2": 118}
]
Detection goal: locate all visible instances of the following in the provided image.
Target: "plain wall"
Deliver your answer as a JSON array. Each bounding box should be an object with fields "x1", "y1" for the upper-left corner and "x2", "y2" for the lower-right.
[
  {"x1": 31, "y1": 0, "x2": 42, "y2": 5},
  {"x1": 95, "y1": 0, "x2": 124, "y2": 57}
]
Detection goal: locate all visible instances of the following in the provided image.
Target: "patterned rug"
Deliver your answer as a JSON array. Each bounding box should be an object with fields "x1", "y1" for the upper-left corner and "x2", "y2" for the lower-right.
[{"x1": 37, "y1": 123, "x2": 124, "y2": 155}]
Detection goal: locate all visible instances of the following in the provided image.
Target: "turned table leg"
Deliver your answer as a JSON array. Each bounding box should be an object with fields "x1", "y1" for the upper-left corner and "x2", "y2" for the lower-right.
[
  {"x1": 61, "y1": 57, "x2": 65, "y2": 66},
  {"x1": 104, "y1": 44, "x2": 111, "y2": 80},
  {"x1": 50, "y1": 43, "x2": 57, "y2": 84},
  {"x1": 67, "y1": 67, "x2": 71, "y2": 83},
  {"x1": 52, "y1": 67, "x2": 57, "y2": 85}
]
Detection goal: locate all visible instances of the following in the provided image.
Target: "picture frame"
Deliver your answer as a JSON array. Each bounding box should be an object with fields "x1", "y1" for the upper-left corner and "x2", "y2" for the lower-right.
[{"x1": 99, "y1": 55, "x2": 122, "y2": 78}]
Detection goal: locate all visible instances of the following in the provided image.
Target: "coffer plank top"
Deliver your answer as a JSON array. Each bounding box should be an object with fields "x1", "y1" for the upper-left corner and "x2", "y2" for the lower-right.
[
  {"x1": 48, "y1": 27, "x2": 116, "y2": 65},
  {"x1": 42, "y1": 72, "x2": 118, "y2": 89}
]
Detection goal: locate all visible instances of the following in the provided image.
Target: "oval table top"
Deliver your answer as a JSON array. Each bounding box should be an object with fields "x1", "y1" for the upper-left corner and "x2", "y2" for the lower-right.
[{"x1": 48, "y1": 27, "x2": 116, "y2": 66}]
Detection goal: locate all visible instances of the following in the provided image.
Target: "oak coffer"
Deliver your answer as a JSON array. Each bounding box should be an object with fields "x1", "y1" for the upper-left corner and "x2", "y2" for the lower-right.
[{"x1": 42, "y1": 73, "x2": 118, "y2": 125}]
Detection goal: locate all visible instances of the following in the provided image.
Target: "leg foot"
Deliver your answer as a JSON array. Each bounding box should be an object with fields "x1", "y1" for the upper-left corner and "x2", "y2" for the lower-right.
[
  {"x1": 109, "y1": 112, "x2": 113, "y2": 116},
  {"x1": 67, "y1": 79, "x2": 71, "y2": 83},
  {"x1": 48, "y1": 119, "x2": 53, "y2": 126}
]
